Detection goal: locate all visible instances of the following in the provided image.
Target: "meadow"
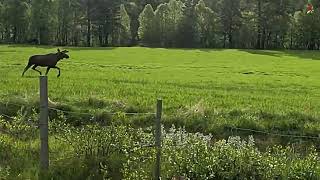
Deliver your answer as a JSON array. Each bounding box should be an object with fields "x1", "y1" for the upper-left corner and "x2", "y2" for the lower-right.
[
  {"x1": 1, "y1": 45, "x2": 320, "y2": 138},
  {"x1": 1, "y1": 45, "x2": 320, "y2": 178}
]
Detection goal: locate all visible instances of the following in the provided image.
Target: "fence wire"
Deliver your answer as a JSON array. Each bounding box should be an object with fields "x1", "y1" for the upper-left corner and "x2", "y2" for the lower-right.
[
  {"x1": 0, "y1": 113, "x2": 16, "y2": 120},
  {"x1": 230, "y1": 127, "x2": 320, "y2": 140},
  {"x1": 1, "y1": 101, "x2": 156, "y2": 115},
  {"x1": 1, "y1": 101, "x2": 28, "y2": 108},
  {"x1": 48, "y1": 107, "x2": 156, "y2": 116},
  {"x1": 2, "y1": 101, "x2": 320, "y2": 140}
]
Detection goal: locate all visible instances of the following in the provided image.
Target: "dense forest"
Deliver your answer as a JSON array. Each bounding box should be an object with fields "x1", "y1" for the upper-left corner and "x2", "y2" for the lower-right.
[{"x1": 0, "y1": 0, "x2": 319, "y2": 49}]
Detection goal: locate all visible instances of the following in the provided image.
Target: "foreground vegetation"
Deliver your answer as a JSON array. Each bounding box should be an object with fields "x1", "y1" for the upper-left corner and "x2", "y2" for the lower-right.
[
  {"x1": 1, "y1": 116, "x2": 320, "y2": 179},
  {"x1": 1, "y1": 45, "x2": 320, "y2": 178}
]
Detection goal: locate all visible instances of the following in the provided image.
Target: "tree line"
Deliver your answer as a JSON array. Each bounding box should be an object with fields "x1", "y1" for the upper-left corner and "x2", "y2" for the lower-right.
[{"x1": 0, "y1": 0, "x2": 319, "y2": 50}]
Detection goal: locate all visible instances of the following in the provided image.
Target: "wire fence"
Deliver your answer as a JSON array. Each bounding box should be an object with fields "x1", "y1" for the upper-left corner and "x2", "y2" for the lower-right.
[
  {"x1": 1, "y1": 101, "x2": 156, "y2": 117},
  {"x1": 0, "y1": 113, "x2": 16, "y2": 120},
  {"x1": 48, "y1": 107, "x2": 156, "y2": 116},
  {"x1": 1, "y1": 101, "x2": 26, "y2": 107},
  {"x1": 0, "y1": 100, "x2": 158, "y2": 141},
  {"x1": 1, "y1": 110, "x2": 320, "y2": 140},
  {"x1": 1, "y1": 100, "x2": 320, "y2": 141},
  {"x1": 0, "y1": 111, "x2": 39, "y2": 129},
  {"x1": 230, "y1": 126, "x2": 320, "y2": 139}
]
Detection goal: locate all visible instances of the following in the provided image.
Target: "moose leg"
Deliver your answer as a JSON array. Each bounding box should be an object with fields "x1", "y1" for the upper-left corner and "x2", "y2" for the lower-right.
[
  {"x1": 53, "y1": 66, "x2": 61, "y2": 77},
  {"x1": 22, "y1": 64, "x2": 32, "y2": 76},
  {"x1": 45, "y1": 67, "x2": 51, "y2": 76},
  {"x1": 32, "y1": 65, "x2": 42, "y2": 75}
]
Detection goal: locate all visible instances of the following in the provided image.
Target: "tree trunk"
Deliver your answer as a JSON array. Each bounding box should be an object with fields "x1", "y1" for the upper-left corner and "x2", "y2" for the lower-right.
[
  {"x1": 228, "y1": 22, "x2": 233, "y2": 49},
  {"x1": 261, "y1": 28, "x2": 266, "y2": 49},
  {"x1": 87, "y1": 19, "x2": 91, "y2": 46},
  {"x1": 98, "y1": 26, "x2": 103, "y2": 46},
  {"x1": 228, "y1": 33, "x2": 233, "y2": 48},
  {"x1": 38, "y1": 29, "x2": 41, "y2": 45},
  {"x1": 86, "y1": 4, "x2": 91, "y2": 47},
  {"x1": 104, "y1": 32, "x2": 109, "y2": 47},
  {"x1": 64, "y1": 31, "x2": 68, "y2": 45},
  {"x1": 256, "y1": 0, "x2": 262, "y2": 49},
  {"x1": 290, "y1": 28, "x2": 293, "y2": 49},
  {"x1": 223, "y1": 33, "x2": 226, "y2": 48},
  {"x1": 13, "y1": 26, "x2": 17, "y2": 43}
]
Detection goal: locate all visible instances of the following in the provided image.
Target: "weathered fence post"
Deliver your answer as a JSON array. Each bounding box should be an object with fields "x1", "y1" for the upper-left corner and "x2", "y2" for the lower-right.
[
  {"x1": 155, "y1": 99, "x2": 162, "y2": 180},
  {"x1": 39, "y1": 76, "x2": 49, "y2": 172}
]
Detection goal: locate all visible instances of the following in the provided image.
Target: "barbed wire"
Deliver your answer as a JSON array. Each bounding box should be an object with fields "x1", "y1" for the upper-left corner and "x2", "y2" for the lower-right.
[
  {"x1": 48, "y1": 107, "x2": 95, "y2": 116},
  {"x1": 230, "y1": 127, "x2": 320, "y2": 140},
  {"x1": 0, "y1": 113, "x2": 16, "y2": 120},
  {"x1": 2, "y1": 100, "x2": 320, "y2": 140},
  {"x1": 50, "y1": 155, "x2": 80, "y2": 163},
  {"x1": 0, "y1": 112, "x2": 39, "y2": 128},
  {"x1": 1, "y1": 101, "x2": 156, "y2": 116},
  {"x1": 49, "y1": 107, "x2": 156, "y2": 116},
  {"x1": 0, "y1": 101, "x2": 30, "y2": 108},
  {"x1": 0, "y1": 93, "x2": 37, "y2": 99}
]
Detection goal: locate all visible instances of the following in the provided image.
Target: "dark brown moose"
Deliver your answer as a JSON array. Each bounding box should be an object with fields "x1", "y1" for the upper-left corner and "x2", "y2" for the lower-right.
[{"x1": 22, "y1": 49, "x2": 70, "y2": 77}]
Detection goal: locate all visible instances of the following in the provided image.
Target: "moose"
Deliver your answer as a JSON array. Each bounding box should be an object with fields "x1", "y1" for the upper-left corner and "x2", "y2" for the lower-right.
[{"x1": 22, "y1": 49, "x2": 70, "y2": 77}]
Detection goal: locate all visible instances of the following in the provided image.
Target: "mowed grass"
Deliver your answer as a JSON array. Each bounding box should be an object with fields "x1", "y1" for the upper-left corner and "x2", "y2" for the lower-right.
[{"x1": 1, "y1": 45, "x2": 320, "y2": 144}]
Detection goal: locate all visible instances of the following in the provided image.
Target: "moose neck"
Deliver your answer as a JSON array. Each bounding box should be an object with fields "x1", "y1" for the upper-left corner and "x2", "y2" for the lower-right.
[{"x1": 56, "y1": 54, "x2": 63, "y2": 61}]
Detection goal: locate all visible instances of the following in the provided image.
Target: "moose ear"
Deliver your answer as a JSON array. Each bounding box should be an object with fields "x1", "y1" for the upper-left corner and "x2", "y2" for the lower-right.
[{"x1": 57, "y1": 48, "x2": 60, "y2": 52}]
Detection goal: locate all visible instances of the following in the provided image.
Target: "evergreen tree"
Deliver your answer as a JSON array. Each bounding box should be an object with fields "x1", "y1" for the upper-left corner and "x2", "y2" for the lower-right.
[
  {"x1": 138, "y1": 4, "x2": 156, "y2": 45},
  {"x1": 167, "y1": 0, "x2": 184, "y2": 46},
  {"x1": 177, "y1": 0, "x2": 197, "y2": 47},
  {"x1": 120, "y1": 4, "x2": 131, "y2": 45},
  {"x1": 155, "y1": 3, "x2": 171, "y2": 46},
  {"x1": 195, "y1": 0, "x2": 216, "y2": 47},
  {"x1": 220, "y1": 0, "x2": 241, "y2": 48},
  {"x1": 125, "y1": 2, "x2": 140, "y2": 45}
]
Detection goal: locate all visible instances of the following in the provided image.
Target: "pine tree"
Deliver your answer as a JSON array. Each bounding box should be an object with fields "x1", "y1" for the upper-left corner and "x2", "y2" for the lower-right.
[
  {"x1": 195, "y1": 0, "x2": 216, "y2": 47},
  {"x1": 120, "y1": 4, "x2": 131, "y2": 45},
  {"x1": 177, "y1": 0, "x2": 197, "y2": 47},
  {"x1": 138, "y1": 4, "x2": 156, "y2": 45}
]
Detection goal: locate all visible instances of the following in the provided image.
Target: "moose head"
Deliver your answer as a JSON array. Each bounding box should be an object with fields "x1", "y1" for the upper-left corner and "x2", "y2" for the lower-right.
[{"x1": 57, "y1": 48, "x2": 70, "y2": 60}]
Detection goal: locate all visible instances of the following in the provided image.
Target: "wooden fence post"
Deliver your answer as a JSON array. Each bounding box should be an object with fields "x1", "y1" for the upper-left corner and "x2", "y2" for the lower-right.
[
  {"x1": 155, "y1": 99, "x2": 162, "y2": 180},
  {"x1": 39, "y1": 76, "x2": 49, "y2": 171}
]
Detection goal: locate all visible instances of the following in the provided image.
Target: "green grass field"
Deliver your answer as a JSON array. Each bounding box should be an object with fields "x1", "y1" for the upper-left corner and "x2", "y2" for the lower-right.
[
  {"x1": 2, "y1": 45, "x2": 320, "y2": 179},
  {"x1": 1, "y1": 45, "x2": 320, "y2": 139}
]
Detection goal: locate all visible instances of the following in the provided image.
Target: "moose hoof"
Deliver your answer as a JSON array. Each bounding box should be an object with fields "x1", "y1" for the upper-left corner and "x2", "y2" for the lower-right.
[{"x1": 57, "y1": 74, "x2": 60, "y2": 78}]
